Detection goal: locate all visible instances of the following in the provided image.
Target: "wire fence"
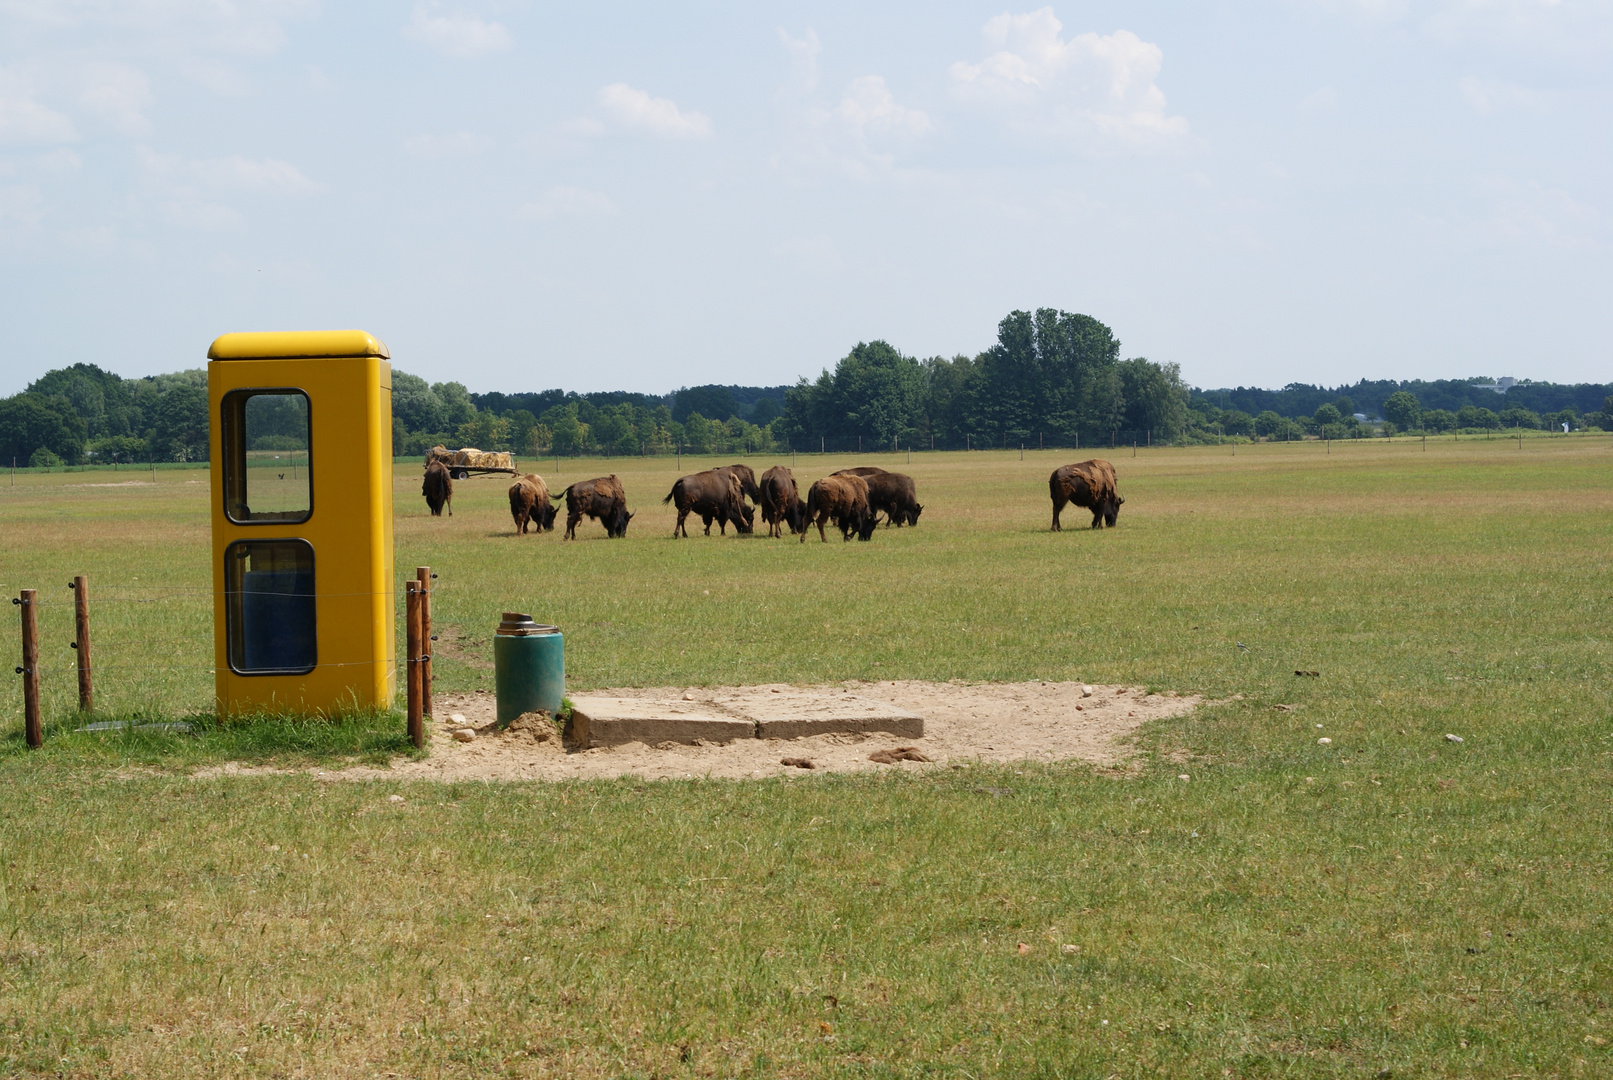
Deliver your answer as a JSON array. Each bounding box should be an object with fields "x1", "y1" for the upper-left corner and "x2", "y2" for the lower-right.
[{"x1": 6, "y1": 574, "x2": 445, "y2": 737}]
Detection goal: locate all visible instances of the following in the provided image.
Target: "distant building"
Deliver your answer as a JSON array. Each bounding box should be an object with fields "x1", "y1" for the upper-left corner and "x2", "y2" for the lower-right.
[{"x1": 1474, "y1": 377, "x2": 1516, "y2": 394}]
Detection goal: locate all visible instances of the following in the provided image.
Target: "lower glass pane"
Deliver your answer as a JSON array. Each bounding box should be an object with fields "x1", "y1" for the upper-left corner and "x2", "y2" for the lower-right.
[{"x1": 226, "y1": 539, "x2": 316, "y2": 674}]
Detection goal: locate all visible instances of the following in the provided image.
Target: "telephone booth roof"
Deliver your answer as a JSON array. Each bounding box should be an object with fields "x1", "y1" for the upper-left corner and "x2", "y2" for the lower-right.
[{"x1": 207, "y1": 330, "x2": 390, "y2": 361}]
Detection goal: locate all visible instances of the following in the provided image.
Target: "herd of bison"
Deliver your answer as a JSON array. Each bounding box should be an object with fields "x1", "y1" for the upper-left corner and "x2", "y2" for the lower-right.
[{"x1": 419, "y1": 458, "x2": 1125, "y2": 539}]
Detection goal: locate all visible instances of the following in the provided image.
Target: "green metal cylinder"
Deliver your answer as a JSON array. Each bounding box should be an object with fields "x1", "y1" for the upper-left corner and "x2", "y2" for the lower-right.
[{"x1": 493, "y1": 613, "x2": 564, "y2": 723}]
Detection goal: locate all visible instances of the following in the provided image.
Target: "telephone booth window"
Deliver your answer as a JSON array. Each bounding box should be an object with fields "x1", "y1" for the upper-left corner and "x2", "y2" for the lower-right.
[
  {"x1": 225, "y1": 539, "x2": 316, "y2": 675},
  {"x1": 221, "y1": 389, "x2": 312, "y2": 523}
]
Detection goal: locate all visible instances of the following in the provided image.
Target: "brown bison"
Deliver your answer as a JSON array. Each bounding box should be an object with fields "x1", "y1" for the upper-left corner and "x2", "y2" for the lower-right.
[
  {"x1": 834, "y1": 466, "x2": 923, "y2": 527},
  {"x1": 1049, "y1": 459, "x2": 1123, "y2": 530},
  {"x1": 801, "y1": 473, "x2": 876, "y2": 542},
  {"x1": 563, "y1": 475, "x2": 633, "y2": 539},
  {"x1": 759, "y1": 465, "x2": 806, "y2": 537},
  {"x1": 662, "y1": 468, "x2": 753, "y2": 537},
  {"x1": 713, "y1": 463, "x2": 761, "y2": 504},
  {"x1": 422, "y1": 460, "x2": 452, "y2": 516},
  {"x1": 507, "y1": 473, "x2": 557, "y2": 534}
]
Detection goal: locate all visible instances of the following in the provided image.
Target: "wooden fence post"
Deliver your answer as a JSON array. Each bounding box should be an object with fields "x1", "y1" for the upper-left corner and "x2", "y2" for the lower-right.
[
  {"x1": 71, "y1": 575, "x2": 92, "y2": 712},
  {"x1": 16, "y1": 589, "x2": 41, "y2": 748},
  {"x1": 416, "y1": 566, "x2": 433, "y2": 719},
  {"x1": 406, "y1": 580, "x2": 423, "y2": 748}
]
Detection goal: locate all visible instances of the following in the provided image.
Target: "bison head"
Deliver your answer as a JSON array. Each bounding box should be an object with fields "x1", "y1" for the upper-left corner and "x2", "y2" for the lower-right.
[
  {"x1": 1104, "y1": 495, "x2": 1124, "y2": 528},
  {"x1": 539, "y1": 503, "x2": 560, "y2": 531},
  {"x1": 607, "y1": 507, "x2": 634, "y2": 537},
  {"x1": 855, "y1": 509, "x2": 877, "y2": 541},
  {"x1": 907, "y1": 504, "x2": 924, "y2": 526}
]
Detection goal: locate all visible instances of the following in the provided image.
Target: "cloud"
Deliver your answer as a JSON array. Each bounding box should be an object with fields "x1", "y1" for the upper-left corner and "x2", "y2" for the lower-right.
[
  {"x1": 138, "y1": 148, "x2": 319, "y2": 194},
  {"x1": 948, "y1": 7, "x2": 1187, "y2": 147},
  {"x1": 403, "y1": 131, "x2": 493, "y2": 157},
  {"x1": 771, "y1": 34, "x2": 930, "y2": 179},
  {"x1": 1458, "y1": 76, "x2": 1550, "y2": 114},
  {"x1": 2, "y1": 0, "x2": 316, "y2": 54},
  {"x1": 785, "y1": 75, "x2": 931, "y2": 178},
  {"x1": 0, "y1": 66, "x2": 79, "y2": 145},
  {"x1": 402, "y1": 5, "x2": 513, "y2": 59},
  {"x1": 777, "y1": 27, "x2": 821, "y2": 96},
  {"x1": 77, "y1": 63, "x2": 152, "y2": 135},
  {"x1": 0, "y1": 94, "x2": 78, "y2": 146},
  {"x1": 1299, "y1": 86, "x2": 1341, "y2": 113},
  {"x1": 593, "y1": 83, "x2": 713, "y2": 139},
  {"x1": 135, "y1": 146, "x2": 319, "y2": 228},
  {"x1": 139, "y1": 145, "x2": 324, "y2": 214},
  {"x1": 823, "y1": 75, "x2": 931, "y2": 142},
  {"x1": 0, "y1": 184, "x2": 45, "y2": 226},
  {"x1": 517, "y1": 186, "x2": 618, "y2": 221}
]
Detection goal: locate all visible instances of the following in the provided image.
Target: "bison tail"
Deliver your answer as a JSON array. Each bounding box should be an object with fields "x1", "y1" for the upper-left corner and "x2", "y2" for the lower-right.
[{"x1": 661, "y1": 484, "x2": 678, "y2": 505}]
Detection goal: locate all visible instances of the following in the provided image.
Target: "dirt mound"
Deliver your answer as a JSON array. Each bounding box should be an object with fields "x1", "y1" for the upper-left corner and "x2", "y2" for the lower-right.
[{"x1": 272, "y1": 680, "x2": 1197, "y2": 783}]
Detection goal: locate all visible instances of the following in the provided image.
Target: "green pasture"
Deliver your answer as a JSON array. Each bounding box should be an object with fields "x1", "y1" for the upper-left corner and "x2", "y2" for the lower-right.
[{"x1": 1, "y1": 436, "x2": 1610, "y2": 1077}]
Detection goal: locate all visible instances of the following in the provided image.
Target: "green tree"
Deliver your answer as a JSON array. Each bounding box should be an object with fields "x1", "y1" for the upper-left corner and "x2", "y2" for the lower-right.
[
  {"x1": 674, "y1": 386, "x2": 740, "y2": 423},
  {"x1": 0, "y1": 393, "x2": 88, "y2": 464},
  {"x1": 392, "y1": 372, "x2": 448, "y2": 435},
  {"x1": 1422, "y1": 409, "x2": 1457, "y2": 433},
  {"x1": 1313, "y1": 403, "x2": 1342, "y2": 427},
  {"x1": 1382, "y1": 391, "x2": 1421, "y2": 431},
  {"x1": 1220, "y1": 410, "x2": 1253, "y2": 436},
  {"x1": 433, "y1": 382, "x2": 477, "y2": 430},
  {"x1": 1116, "y1": 358, "x2": 1189, "y2": 441},
  {"x1": 149, "y1": 378, "x2": 209, "y2": 461},
  {"x1": 750, "y1": 397, "x2": 782, "y2": 426},
  {"x1": 1253, "y1": 410, "x2": 1284, "y2": 437},
  {"x1": 682, "y1": 412, "x2": 714, "y2": 453}
]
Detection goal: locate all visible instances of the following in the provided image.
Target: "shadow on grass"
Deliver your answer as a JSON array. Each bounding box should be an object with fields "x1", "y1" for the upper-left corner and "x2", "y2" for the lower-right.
[{"x1": 0, "y1": 705, "x2": 419, "y2": 770}]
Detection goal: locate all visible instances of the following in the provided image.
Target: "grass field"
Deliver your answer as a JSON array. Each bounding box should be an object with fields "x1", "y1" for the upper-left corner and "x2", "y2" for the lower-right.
[{"x1": 1, "y1": 436, "x2": 1610, "y2": 1077}]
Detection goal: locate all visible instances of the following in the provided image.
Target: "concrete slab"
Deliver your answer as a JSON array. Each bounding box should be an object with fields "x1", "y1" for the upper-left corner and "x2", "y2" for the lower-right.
[
  {"x1": 719, "y1": 691, "x2": 924, "y2": 741},
  {"x1": 566, "y1": 697, "x2": 755, "y2": 748}
]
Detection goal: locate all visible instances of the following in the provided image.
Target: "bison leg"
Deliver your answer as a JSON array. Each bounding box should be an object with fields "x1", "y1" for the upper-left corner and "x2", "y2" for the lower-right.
[
  {"x1": 1050, "y1": 491, "x2": 1065, "y2": 531},
  {"x1": 565, "y1": 513, "x2": 580, "y2": 540}
]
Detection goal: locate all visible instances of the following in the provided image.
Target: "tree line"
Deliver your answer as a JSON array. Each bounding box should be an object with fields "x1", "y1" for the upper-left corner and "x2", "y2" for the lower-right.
[{"x1": 4, "y1": 310, "x2": 1608, "y2": 467}]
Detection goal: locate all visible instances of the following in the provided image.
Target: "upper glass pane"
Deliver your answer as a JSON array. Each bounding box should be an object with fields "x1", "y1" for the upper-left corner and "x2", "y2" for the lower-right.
[{"x1": 223, "y1": 389, "x2": 311, "y2": 523}]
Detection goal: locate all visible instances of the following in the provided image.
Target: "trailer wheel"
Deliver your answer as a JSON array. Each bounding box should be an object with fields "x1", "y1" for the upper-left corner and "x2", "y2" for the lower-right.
[{"x1": 452, "y1": 469, "x2": 470, "y2": 480}]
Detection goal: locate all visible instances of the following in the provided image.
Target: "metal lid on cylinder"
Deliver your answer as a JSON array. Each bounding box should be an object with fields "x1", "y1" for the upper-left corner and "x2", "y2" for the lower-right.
[{"x1": 496, "y1": 612, "x2": 559, "y2": 637}]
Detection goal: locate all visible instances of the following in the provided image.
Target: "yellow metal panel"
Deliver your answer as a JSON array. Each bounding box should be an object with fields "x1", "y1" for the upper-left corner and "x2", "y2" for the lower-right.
[
  {"x1": 209, "y1": 348, "x2": 395, "y2": 717},
  {"x1": 207, "y1": 330, "x2": 390, "y2": 361}
]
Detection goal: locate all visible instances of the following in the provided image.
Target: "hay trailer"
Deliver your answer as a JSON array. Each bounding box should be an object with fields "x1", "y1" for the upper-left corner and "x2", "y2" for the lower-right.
[{"x1": 427, "y1": 445, "x2": 519, "y2": 481}]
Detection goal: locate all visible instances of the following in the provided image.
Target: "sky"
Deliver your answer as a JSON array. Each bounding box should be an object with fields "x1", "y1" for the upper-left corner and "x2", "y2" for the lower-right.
[{"x1": 1, "y1": 0, "x2": 1608, "y2": 398}]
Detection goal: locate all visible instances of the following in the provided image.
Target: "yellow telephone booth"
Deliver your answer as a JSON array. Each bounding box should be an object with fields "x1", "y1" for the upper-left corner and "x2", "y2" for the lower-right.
[{"x1": 207, "y1": 331, "x2": 395, "y2": 717}]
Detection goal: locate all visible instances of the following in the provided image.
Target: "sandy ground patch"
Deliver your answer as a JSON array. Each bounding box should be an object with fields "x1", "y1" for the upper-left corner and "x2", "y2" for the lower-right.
[{"x1": 205, "y1": 680, "x2": 1197, "y2": 783}]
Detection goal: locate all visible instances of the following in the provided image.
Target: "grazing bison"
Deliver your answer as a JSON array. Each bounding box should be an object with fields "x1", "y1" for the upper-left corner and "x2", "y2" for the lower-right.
[
  {"x1": 563, "y1": 475, "x2": 633, "y2": 539},
  {"x1": 422, "y1": 460, "x2": 453, "y2": 516},
  {"x1": 663, "y1": 468, "x2": 753, "y2": 538},
  {"x1": 801, "y1": 473, "x2": 876, "y2": 543},
  {"x1": 1049, "y1": 459, "x2": 1123, "y2": 530},
  {"x1": 834, "y1": 466, "x2": 923, "y2": 527},
  {"x1": 759, "y1": 465, "x2": 806, "y2": 537},
  {"x1": 507, "y1": 473, "x2": 556, "y2": 535},
  {"x1": 713, "y1": 463, "x2": 762, "y2": 504}
]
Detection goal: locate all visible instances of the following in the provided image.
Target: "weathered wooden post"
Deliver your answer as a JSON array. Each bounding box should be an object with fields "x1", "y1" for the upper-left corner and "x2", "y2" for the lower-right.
[
  {"x1": 16, "y1": 590, "x2": 41, "y2": 748},
  {"x1": 406, "y1": 579, "x2": 423, "y2": 748},
  {"x1": 70, "y1": 575, "x2": 92, "y2": 711},
  {"x1": 416, "y1": 566, "x2": 433, "y2": 719}
]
